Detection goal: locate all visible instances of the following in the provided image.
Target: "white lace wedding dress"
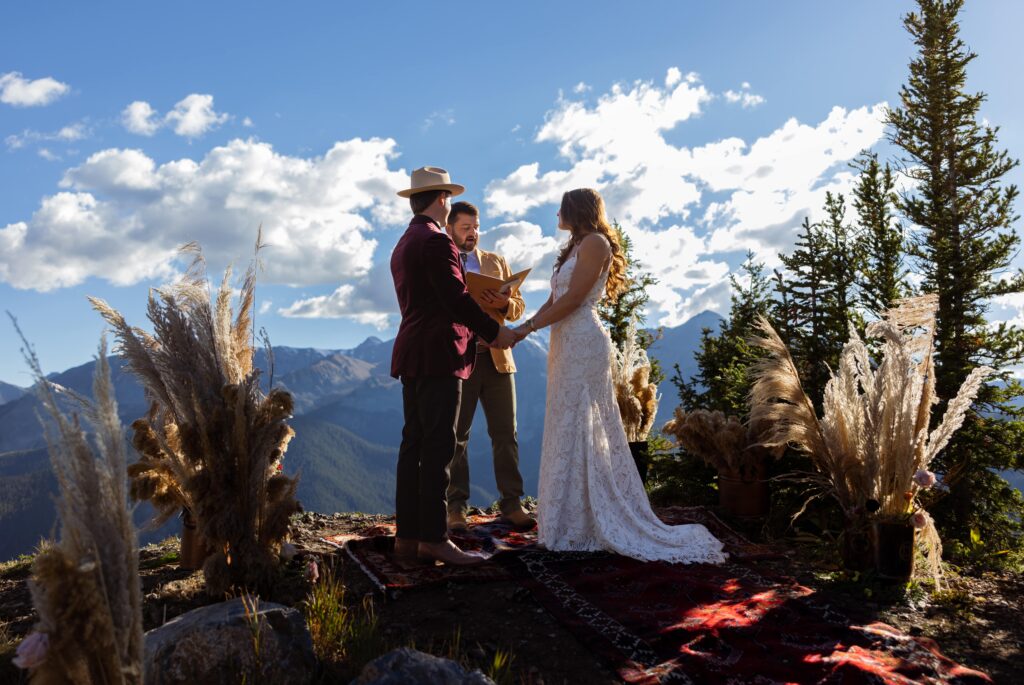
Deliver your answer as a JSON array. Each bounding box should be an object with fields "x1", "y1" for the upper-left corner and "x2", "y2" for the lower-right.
[{"x1": 537, "y1": 246, "x2": 727, "y2": 564}]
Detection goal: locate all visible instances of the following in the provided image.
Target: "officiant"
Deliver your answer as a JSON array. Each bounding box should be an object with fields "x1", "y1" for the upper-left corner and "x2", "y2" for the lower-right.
[{"x1": 445, "y1": 201, "x2": 534, "y2": 530}]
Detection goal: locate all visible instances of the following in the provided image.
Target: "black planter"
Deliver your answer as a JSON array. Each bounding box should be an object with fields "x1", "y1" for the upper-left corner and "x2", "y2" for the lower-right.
[
  {"x1": 718, "y1": 473, "x2": 770, "y2": 517},
  {"x1": 628, "y1": 441, "x2": 649, "y2": 484},
  {"x1": 874, "y1": 520, "x2": 915, "y2": 581},
  {"x1": 839, "y1": 518, "x2": 874, "y2": 572}
]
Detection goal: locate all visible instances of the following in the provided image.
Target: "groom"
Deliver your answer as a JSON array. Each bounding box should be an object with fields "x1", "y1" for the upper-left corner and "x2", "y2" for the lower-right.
[{"x1": 390, "y1": 166, "x2": 517, "y2": 567}]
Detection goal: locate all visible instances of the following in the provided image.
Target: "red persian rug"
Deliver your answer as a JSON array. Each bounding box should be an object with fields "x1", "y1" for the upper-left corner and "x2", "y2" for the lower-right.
[
  {"x1": 328, "y1": 513, "x2": 536, "y2": 593},
  {"x1": 332, "y1": 506, "x2": 778, "y2": 593},
  {"x1": 499, "y1": 550, "x2": 991, "y2": 684}
]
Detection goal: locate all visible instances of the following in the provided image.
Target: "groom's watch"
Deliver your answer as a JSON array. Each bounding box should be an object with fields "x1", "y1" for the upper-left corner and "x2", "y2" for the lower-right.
[{"x1": 527, "y1": 318, "x2": 537, "y2": 332}]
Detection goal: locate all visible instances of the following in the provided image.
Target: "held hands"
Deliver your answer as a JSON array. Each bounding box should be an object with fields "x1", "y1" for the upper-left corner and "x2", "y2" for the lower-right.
[
  {"x1": 511, "y1": 322, "x2": 533, "y2": 342},
  {"x1": 489, "y1": 325, "x2": 518, "y2": 350}
]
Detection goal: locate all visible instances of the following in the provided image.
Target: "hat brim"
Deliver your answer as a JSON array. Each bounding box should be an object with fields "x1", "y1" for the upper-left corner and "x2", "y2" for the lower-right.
[{"x1": 396, "y1": 183, "x2": 465, "y2": 198}]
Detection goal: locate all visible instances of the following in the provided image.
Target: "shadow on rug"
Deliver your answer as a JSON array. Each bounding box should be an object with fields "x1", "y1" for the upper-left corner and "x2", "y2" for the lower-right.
[
  {"x1": 499, "y1": 551, "x2": 990, "y2": 684},
  {"x1": 330, "y1": 507, "x2": 989, "y2": 683}
]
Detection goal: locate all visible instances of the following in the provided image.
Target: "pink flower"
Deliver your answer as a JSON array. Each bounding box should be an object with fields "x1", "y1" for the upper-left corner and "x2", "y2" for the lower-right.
[
  {"x1": 12, "y1": 632, "x2": 49, "y2": 670},
  {"x1": 305, "y1": 558, "x2": 319, "y2": 584},
  {"x1": 911, "y1": 511, "x2": 928, "y2": 529},
  {"x1": 913, "y1": 469, "x2": 937, "y2": 489}
]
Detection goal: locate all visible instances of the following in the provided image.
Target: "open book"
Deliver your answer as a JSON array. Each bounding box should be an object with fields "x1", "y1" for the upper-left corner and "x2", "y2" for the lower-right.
[{"x1": 465, "y1": 268, "x2": 531, "y2": 307}]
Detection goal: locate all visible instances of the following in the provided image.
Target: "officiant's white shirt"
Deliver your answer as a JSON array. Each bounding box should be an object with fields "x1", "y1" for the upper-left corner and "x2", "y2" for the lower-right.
[{"x1": 461, "y1": 249, "x2": 481, "y2": 274}]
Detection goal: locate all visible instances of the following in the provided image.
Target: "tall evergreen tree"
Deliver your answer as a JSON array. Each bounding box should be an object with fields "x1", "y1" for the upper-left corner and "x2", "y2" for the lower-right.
[
  {"x1": 775, "y1": 195, "x2": 865, "y2": 405},
  {"x1": 675, "y1": 251, "x2": 773, "y2": 416},
  {"x1": 598, "y1": 222, "x2": 663, "y2": 382},
  {"x1": 819, "y1": 192, "x2": 864, "y2": 339},
  {"x1": 775, "y1": 216, "x2": 836, "y2": 405},
  {"x1": 887, "y1": 0, "x2": 1024, "y2": 552},
  {"x1": 852, "y1": 152, "x2": 909, "y2": 318}
]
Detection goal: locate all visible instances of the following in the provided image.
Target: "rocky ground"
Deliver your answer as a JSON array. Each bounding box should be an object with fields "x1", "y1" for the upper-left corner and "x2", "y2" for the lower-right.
[{"x1": 1, "y1": 510, "x2": 1021, "y2": 684}]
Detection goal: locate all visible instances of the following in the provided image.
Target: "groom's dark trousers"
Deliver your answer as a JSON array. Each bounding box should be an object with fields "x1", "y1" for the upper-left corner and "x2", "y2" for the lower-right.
[
  {"x1": 390, "y1": 214, "x2": 499, "y2": 543},
  {"x1": 397, "y1": 376, "x2": 462, "y2": 542}
]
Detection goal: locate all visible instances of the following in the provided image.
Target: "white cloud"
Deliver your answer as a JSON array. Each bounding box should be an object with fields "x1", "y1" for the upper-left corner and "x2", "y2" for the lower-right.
[
  {"x1": 0, "y1": 72, "x2": 70, "y2": 107},
  {"x1": 479, "y1": 221, "x2": 562, "y2": 292},
  {"x1": 278, "y1": 284, "x2": 392, "y2": 328},
  {"x1": 573, "y1": 81, "x2": 591, "y2": 94},
  {"x1": 121, "y1": 101, "x2": 161, "y2": 136},
  {"x1": 166, "y1": 94, "x2": 229, "y2": 138},
  {"x1": 0, "y1": 137, "x2": 411, "y2": 293},
  {"x1": 723, "y1": 86, "x2": 765, "y2": 108},
  {"x1": 485, "y1": 68, "x2": 887, "y2": 324},
  {"x1": 48, "y1": 123, "x2": 86, "y2": 142},
  {"x1": 278, "y1": 258, "x2": 398, "y2": 326},
  {"x1": 422, "y1": 109, "x2": 456, "y2": 130},
  {"x1": 122, "y1": 94, "x2": 230, "y2": 138},
  {"x1": 258, "y1": 300, "x2": 273, "y2": 315},
  {"x1": 486, "y1": 72, "x2": 711, "y2": 224},
  {"x1": 242, "y1": 117, "x2": 254, "y2": 128},
  {"x1": 627, "y1": 224, "x2": 730, "y2": 325},
  {"x1": 37, "y1": 148, "x2": 59, "y2": 161},
  {"x1": 6, "y1": 122, "x2": 90, "y2": 150}
]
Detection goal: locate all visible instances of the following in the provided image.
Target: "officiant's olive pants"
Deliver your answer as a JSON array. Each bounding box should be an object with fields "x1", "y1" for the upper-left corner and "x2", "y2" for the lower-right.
[
  {"x1": 396, "y1": 375, "x2": 461, "y2": 543},
  {"x1": 448, "y1": 351, "x2": 524, "y2": 516}
]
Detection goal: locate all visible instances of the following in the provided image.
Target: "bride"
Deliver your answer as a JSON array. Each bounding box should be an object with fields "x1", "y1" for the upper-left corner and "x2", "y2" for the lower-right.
[{"x1": 512, "y1": 188, "x2": 726, "y2": 564}]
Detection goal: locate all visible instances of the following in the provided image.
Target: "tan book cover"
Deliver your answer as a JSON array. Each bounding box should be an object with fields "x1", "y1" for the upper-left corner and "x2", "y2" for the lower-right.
[{"x1": 465, "y1": 268, "x2": 531, "y2": 307}]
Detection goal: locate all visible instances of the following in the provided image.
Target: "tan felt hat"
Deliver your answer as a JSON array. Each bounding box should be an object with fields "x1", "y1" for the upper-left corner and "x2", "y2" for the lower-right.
[{"x1": 397, "y1": 166, "x2": 466, "y2": 198}]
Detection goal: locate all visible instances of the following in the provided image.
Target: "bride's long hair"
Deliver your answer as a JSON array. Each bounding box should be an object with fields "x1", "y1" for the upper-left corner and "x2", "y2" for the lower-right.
[{"x1": 554, "y1": 188, "x2": 627, "y2": 302}]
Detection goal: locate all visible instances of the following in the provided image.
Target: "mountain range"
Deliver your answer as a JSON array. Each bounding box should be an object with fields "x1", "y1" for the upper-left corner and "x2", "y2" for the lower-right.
[{"x1": 0, "y1": 312, "x2": 718, "y2": 559}]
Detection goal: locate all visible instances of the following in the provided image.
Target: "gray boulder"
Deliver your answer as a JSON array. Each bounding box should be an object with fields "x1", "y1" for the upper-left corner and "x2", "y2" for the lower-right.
[
  {"x1": 145, "y1": 596, "x2": 317, "y2": 685},
  {"x1": 351, "y1": 647, "x2": 495, "y2": 684}
]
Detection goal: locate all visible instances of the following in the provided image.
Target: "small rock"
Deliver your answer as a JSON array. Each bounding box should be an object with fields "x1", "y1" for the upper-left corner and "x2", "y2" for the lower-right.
[
  {"x1": 351, "y1": 647, "x2": 495, "y2": 685},
  {"x1": 144, "y1": 596, "x2": 316, "y2": 685}
]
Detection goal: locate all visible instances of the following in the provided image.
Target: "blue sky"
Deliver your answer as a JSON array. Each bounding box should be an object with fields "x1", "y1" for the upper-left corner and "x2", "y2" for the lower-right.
[{"x1": 2, "y1": 1, "x2": 1023, "y2": 386}]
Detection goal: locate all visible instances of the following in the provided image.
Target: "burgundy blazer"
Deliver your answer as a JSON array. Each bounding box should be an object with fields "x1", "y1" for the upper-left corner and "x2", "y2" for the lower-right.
[{"x1": 390, "y1": 215, "x2": 500, "y2": 380}]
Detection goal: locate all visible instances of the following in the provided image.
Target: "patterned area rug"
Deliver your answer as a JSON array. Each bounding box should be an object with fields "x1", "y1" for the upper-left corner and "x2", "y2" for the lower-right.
[
  {"x1": 330, "y1": 514, "x2": 536, "y2": 593},
  {"x1": 499, "y1": 551, "x2": 991, "y2": 684},
  {"x1": 333, "y1": 507, "x2": 780, "y2": 593}
]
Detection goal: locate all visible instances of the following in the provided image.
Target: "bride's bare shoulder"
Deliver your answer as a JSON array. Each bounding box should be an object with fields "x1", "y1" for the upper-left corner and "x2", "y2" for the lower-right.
[{"x1": 578, "y1": 232, "x2": 612, "y2": 258}]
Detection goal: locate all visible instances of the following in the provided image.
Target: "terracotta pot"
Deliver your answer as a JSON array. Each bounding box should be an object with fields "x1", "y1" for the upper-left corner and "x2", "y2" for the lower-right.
[
  {"x1": 874, "y1": 520, "x2": 915, "y2": 581},
  {"x1": 628, "y1": 441, "x2": 649, "y2": 485},
  {"x1": 179, "y1": 509, "x2": 210, "y2": 571},
  {"x1": 717, "y1": 472, "x2": 769, "y2": 517},
  {"x1": 839, "y1": 518, "x2": 874, "y2": 571}
]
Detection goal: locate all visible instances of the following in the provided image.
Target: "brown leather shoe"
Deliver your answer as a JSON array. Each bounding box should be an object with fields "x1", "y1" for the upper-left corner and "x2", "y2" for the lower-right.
[
  {"x1": 418, "y1": 540, "x2": 488, "y2": 566},
  {"x1": 499, "y1": 505, "x2": 536, "y2": 530},
  {"x1": 392, "y1": 537, "x2": 422, "y2": 569},
  {"x1": 447, "y1": 510, "x2": 468, "y2": 532}
]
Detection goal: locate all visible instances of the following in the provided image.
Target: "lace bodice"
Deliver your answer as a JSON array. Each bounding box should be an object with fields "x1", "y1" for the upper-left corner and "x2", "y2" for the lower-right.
[{"x1": 537, "y1": 247, "x2": 726, "y2": 564}]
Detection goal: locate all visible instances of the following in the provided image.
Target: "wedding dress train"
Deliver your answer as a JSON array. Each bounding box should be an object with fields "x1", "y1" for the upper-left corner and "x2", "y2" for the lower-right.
[{"x1": 538, "y1": 246, "x2": 727, "y2": 564}]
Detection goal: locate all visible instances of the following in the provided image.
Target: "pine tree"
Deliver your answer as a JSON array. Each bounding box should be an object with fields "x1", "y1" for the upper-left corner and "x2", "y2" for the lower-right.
[
  {"x1": 775, "y1": 216, "x2": 835, "y2": 405},
  {"x1": 819, "y1": 192, "x2": 864, "y2": 339},
  {"x1": 852, "y1": 152, "x2": 909, "y2": 318},
  {"x1": 887, "y1": 0, "x2": 1024, "y2": 554},
  {"x1": 599, "y1": 222, "x2": 663, "y2": 382},
  {"x1": 675, "y1": 251, "x2": 773, "y2": 416},
  {"x1": 774, "y1": 195, "x2": 864, "y2": 405}
]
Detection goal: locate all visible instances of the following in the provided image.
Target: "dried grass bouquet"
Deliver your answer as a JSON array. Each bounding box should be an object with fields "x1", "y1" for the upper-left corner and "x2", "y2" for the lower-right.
[
  {"x1": 612, "y1": 320, "x2": 660, "y2": 442},
  {"x1": 748, "y1": 295, "x2": 991, "y2": 582},
  {"x1": 662, "y1": 409, "x2": 775, "y2": 481},
  {"x1": 90, "y1": 239, "x2": 300, "y2": 596},
  {"x1": 11, "y1": 330, "x2": 143, "y2": 684}
]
